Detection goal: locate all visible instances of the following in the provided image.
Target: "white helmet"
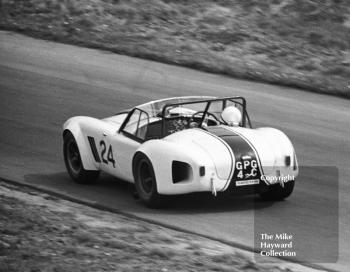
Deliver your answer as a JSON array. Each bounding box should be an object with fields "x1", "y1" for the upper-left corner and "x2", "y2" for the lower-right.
[{"x1": 221, "y1": 106, "x2": 242, "y2": 126}]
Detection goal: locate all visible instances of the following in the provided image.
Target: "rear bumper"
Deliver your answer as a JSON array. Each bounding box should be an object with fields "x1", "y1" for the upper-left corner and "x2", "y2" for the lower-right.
[{"x1": 222, "y1": 178, "x2": 294, "y2": 196}]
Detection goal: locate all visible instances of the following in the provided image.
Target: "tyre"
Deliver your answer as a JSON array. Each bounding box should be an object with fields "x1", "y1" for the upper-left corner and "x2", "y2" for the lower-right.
[
  {"x1": 133, "y1": 153, "x2": 163, "y2": 208},
  {"x1": 63, "y1": 131, "x2": 99, "y2": 184},
  {"x1": 259, "y1": 180, "x2": 295, "y2": 201}
]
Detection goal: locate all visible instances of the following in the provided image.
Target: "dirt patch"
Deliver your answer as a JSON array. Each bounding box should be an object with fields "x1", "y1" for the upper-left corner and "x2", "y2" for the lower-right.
[
  {"x1": 0, "y1": 182, "x2": 323, "y2": 271},
  {"x1": 0, "y1": 0, "x2": 349, "y2": 98}
]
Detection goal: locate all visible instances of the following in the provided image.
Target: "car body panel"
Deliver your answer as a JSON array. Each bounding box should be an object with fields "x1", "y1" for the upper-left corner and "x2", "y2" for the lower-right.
[{"x1": 164, "y1": 128, "x2": 234, "y2": 181}]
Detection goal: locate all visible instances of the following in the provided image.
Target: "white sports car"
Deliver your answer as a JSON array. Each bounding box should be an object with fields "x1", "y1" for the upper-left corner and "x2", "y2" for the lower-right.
[{"x1": 63, "y1": 96, "x2": 298, "y2": 207}]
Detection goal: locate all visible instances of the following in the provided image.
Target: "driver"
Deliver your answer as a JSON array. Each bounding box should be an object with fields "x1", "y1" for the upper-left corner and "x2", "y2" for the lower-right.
[{"x1": 221, "y1": 106, "x2": 242, "y2": 126}]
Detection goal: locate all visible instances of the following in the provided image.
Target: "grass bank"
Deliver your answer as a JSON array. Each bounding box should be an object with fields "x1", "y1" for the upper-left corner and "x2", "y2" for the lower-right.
[
  {"x1": 0, "y1": 182, "x2": 321, "y2": 272},
  {"x1": 1, "y1": 0, "x2": 350, "y2": 98}
]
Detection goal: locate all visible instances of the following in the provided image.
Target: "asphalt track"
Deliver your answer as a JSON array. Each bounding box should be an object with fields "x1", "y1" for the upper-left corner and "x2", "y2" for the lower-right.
[{"x1": 1, "y1": 31, "x2": 349, "y2": 271}]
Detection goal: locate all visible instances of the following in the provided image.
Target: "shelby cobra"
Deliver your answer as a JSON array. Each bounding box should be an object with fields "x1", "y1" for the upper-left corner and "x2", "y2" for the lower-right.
[{"x1": 63, "y1": 96, "x2": 298, "y2": 207}]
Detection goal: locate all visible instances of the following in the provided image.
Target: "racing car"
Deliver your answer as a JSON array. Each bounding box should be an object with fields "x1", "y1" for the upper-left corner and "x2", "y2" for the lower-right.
[{"x1": 63, "y1": 96, "x2": 298, "y2": 207}]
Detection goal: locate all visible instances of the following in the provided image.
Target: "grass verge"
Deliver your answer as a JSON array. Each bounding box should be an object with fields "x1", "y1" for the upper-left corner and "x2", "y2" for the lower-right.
[
  {"x1": 1, "y1": 0, "x2": 350, "y2": 98},
  {"x1": 0, "y1": 181, "x2": 323, "y2": 272}
]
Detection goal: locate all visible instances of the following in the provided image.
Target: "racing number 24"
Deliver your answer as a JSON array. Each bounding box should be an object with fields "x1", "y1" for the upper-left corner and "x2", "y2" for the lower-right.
[{"x1": 100, "y1": 140, "x2": 116, "y2": 168}]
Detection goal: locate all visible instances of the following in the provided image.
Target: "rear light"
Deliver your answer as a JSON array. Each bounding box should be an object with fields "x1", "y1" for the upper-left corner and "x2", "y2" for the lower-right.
[
  {"x1": 199, "y1": 166, "x2": 205, "y2": 177},
  {"x1": 285, "y1": 156, "x2": 291, "y2": 166},
  {"x1": 293, "y1": 153, "x2": 298, "y2": 170}
]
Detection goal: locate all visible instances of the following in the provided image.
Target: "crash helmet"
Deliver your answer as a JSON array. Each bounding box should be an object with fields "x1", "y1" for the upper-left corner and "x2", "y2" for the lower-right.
[{"x1": 221, "y1": 106, "x2": 242, "y2": 126}]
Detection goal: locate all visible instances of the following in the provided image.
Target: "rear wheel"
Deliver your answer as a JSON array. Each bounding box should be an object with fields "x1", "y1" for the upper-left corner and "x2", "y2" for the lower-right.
[
  {"x1": 63, "y1": 131, "x2": 99, "y2": 184},
  {"x1": 133, "y1": 153, "x2": 163, "y2": 208},
  {"x1": 259, "y1": 180, "x2": 295, "y2": 201}
]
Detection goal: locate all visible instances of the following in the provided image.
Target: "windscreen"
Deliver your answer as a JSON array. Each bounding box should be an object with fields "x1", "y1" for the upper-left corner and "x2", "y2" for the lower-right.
[
  {"x1": 132, "y1": 97, "x2": 250, "y2": 139},
  {"x1": 137, "y1": 96, "x2": 214, "y2": 118},
  {"x1": 161, "y1": 98, "x2": 246, "y2": 124}
]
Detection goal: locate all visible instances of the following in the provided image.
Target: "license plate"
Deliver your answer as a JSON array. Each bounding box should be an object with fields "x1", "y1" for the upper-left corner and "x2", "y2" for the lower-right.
[{"x1": 236, "y1": 179, "x2": 260, "y2": 186}]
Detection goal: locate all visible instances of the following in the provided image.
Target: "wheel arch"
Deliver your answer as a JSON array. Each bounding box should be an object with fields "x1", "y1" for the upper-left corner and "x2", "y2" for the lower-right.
[
  {"x1": 132, "y1": 139, "x2": 212, "y2": 195},
  {"x1": 132, "y1": 151, "x2": 148, "y2": 182},
  {"x1": 63, "y1": 118, "x2": 98, "y2": 171},
  {"x1": 256, "y1": 127, "x2": 299, "y2": 177}
]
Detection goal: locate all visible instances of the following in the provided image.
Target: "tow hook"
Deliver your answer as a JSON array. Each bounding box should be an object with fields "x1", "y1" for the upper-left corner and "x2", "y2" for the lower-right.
[{"x1": 210, "y1": 174, "x2": 217, "y2": 196}]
